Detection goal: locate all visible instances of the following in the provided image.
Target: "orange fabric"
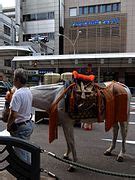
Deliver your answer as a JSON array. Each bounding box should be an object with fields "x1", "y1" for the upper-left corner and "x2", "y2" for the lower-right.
[
  {"x1": 49, "y1": 83, "x2": 76, "y2": 143},
  {"x1": 102, "y1": 87, "x2": 115, "y2": 131},
  {"x1": 5, "y1": 90, "x2": 13, "y2": 102},
  {"x1": 69, "y1": 90, "x2": 75, "y2": 112},
  {"x1": 102, "y1": 82, "x2": 127, "y2": 131},
  {"x1": 72, "y1": 71, "x2": 95, "y2": 81},
  {"x1": 113, "y1": 83, "x2": 127, "y2": 123}
]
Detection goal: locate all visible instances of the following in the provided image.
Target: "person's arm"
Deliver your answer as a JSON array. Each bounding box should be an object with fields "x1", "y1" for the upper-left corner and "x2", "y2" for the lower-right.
[{"x1": 7, "y1": 109, "x2": 18, "y2": 132}]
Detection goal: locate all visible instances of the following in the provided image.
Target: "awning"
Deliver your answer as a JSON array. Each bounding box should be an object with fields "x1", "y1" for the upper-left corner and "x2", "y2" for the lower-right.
[{"x1": 12, "y1": 52, "x2": 135, "y2": 62}]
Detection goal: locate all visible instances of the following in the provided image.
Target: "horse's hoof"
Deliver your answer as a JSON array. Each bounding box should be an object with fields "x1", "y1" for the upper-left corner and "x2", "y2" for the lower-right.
[
  {"x1": 67, "y1": 165, "x2": 75, "y2": 172},
  {"x1": 117, "y1": 156, "x2": 124, "y2": 162},
  {"x1": 63, "y1": 156, "x2": 71, "y2": 161},
  {"x1": 104, "y1": 151, "x2": 112, "y2": 156}
]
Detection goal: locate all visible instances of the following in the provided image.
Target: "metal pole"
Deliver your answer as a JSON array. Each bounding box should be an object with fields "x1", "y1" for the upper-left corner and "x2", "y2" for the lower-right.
[
  {"x1": 73, "y1": 31, "x2": 81, "y2": 54},
  {"x1": 58, "y1": 31, "x2": 81, "y2": 54}
]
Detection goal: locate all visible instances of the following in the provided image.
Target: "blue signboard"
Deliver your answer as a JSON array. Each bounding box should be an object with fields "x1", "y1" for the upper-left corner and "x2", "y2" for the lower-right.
[
  {"x1": 71, "y1": 18, "x2": 120, "y2": 27},
  {"x1": 38, "y1": 69, "x2": 55, "y2": 74}
]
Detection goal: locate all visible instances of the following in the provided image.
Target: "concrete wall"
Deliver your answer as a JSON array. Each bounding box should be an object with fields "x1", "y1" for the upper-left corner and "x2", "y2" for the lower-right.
[{"x1": 20, "y1": 0, "x2": 63, "y2": 55}]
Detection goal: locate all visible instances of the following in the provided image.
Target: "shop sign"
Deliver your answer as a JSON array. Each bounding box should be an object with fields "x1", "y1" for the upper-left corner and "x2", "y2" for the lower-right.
[
  {"x1": 38, "y1": 69, "x2": 55, "y2": 74},
  {"x1": 71, "y1": 17, "x2": 119, "y2": 27}
]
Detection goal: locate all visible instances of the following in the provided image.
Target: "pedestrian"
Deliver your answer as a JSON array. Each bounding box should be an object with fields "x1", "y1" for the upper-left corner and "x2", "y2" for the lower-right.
[{"x1": 7, "y1": 68, "x2": 34, "y2": 164}]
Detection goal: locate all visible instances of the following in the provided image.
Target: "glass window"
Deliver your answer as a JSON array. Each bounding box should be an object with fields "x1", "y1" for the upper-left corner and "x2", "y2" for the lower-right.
[
  {"x1": 4, "y1": 25, "x2": 10, "y2": 36},
  {"x1": 101, "y1": 5, "x2": 106, "y2": 13},
  {"x1": 69, "y1": 7, "x2": 77, "y2": 16},
  {"x1": 118, "y1": 3, "x2": 121, "y2": 11},
  {"x1": 23, "y1": 12, "x2": 54, "y2": 21},
  {"x1": 112, "y1": 3, "x2": 120, "y2": 11},
  {"x1": 31, "y1": 14, "x2": 37, "y2": 21},
  {"x1": 4, "y1": 59, "x2": 11, "y2": 67},
  {"x1": 48, "y1": 12, "x2": 54, "y2": 19},
  {"x1": 89, "y1": 6, "x2": 96, "y2": 14},
  {"x1": 112, "y1": 3, "x2": 117, "y2": 11},
  {"x1": 106, "y1": 4, "x2": 111, "y2": 12},
  {"x1": 37, "y1": 13, "x2": 48, "y2": 20},
  {"x1": 79, "y1": 7, "x2": 83, "y2": 15},
  {"x1": 84, "y1": 7, "x2": 88, "y2": 14},
  {"x1": 23, "y1": 14, "x2": 30, "y2": 21}
]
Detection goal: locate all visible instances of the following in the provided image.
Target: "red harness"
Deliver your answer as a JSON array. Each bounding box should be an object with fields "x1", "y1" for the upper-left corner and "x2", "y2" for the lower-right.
[{"x1": 72, "y1": 71, "x2": 95, "y2": 81}]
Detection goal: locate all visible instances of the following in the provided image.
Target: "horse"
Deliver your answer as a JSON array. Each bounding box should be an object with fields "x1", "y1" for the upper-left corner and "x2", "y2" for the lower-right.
[{"x1": 2, "y1": 81, "x2": 131, "y2": 171}]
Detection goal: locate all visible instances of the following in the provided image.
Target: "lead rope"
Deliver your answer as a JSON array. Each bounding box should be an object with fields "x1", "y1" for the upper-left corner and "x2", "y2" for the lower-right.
[{"x1": 40, "y1": 148, "x2": 135, "y2": 179}]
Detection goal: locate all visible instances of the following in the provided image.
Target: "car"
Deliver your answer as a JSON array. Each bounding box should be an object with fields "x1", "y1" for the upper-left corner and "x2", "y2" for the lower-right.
[{"x1": 0, "y1": 81, "x2": 12, "y2": 96}]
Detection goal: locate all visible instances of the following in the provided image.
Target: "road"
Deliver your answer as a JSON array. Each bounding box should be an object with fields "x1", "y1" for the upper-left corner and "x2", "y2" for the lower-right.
[{"x1": 0, "y1": 97, "x2": 135, "y2": 180}]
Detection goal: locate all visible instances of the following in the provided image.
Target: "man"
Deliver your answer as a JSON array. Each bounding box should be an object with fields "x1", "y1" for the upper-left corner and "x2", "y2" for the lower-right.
[{"x1": 7, "y1": 68, "x2": 34, "y2": 164}]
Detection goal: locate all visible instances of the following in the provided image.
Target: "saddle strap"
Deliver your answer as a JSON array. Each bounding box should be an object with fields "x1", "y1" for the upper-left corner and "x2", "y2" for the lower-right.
[
  {"x1": 49, "y1": 83, "x2": 76, "y2": 143},
  {"x1": 52, "y1": 82, "x2": 76, "y2": 107}
]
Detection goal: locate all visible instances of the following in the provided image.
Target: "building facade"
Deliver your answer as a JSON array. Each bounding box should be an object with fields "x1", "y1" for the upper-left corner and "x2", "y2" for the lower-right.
[
  {"x1": 64, "y1": 0, "x2": 135, "y2": 54},
  {"x1": 0, "y1": 5, "x2": 16, "y2": 46},
  {"x1": 16, "y1": 0, "x2": 64, "y2": 55},
  {"x1": 63, "y1": 0, "x2": 135, "y2": 87}
]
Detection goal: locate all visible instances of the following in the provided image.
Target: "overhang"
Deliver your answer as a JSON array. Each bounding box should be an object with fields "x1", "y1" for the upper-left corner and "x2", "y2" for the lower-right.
[
  {"x1": 0, "y1": 46, "x2": 32, "y2": 54},
  {"x1": 12, "y1": 52, "x2": 135, "y2": 62}
]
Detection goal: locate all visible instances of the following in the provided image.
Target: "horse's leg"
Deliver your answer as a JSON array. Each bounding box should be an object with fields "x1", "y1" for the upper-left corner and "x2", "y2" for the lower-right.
[
  {"x1": 104, "y1": 123, "x2": 119, "y2": 156},
  {"x1": 62, "y1": 123, "x2": 72, "y2": 159},
  {"x1": 117, "y1": 121, "x2": 128, "y2": 162},
  {"x1": 59, "y1": 110, "x2": 78, "y2": 172},
  {"x1": 59, "y1": 110, "x2": 77, "y2": 162}
]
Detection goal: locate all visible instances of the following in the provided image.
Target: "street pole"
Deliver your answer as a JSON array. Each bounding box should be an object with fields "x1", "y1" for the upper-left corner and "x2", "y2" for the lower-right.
[{"x1": 58, "y1": 30, "x2": 81, "y2": 54}]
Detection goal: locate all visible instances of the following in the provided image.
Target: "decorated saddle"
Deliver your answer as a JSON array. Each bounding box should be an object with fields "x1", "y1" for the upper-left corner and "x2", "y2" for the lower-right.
[{"x1": 66, "y1": 71, "x2": 101, "y2": 119}]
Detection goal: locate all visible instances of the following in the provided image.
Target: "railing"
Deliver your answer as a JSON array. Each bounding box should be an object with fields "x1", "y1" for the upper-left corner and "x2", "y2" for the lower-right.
[{"x1": 0, "y1": 136, "x2": 41, "y2": 180}]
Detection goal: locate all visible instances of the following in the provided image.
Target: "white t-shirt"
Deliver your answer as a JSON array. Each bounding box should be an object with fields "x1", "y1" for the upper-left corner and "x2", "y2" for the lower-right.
[{"x1": 10, "y1": 87, "x2": 33, "y2": 123}]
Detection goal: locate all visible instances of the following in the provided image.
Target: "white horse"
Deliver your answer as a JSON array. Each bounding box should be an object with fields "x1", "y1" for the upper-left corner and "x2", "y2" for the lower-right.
[{"x1": 3, "y1": 81, "x2": 131, "y2": 171}]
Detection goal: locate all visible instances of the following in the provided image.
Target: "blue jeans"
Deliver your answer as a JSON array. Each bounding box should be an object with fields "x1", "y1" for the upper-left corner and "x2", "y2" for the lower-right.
[{"x1": 10, "y1": 120, "x2": 34, "y2": 164}]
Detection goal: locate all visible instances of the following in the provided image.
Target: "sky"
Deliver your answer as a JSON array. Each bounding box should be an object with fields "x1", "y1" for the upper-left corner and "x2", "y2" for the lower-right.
[{"x1": 0, "y1": 0, "x2": 15, "y2": 7}]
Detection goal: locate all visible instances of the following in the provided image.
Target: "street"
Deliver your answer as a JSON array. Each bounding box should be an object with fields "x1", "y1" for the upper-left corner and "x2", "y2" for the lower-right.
[{"x1": 0, "y1": 97, "x2": 135, "y2": 180}]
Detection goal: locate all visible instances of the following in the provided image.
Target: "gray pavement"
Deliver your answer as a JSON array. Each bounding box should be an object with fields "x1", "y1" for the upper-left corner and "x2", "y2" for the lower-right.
[
  {"x1": 31, "y1": 121, "x2": 135, "y2": 180},
  {"x1": 0, "y1": 98, "x2": 135, "y2": 179}
]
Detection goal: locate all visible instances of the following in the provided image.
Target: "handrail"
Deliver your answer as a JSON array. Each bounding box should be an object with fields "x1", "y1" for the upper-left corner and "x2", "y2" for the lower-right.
[{"x1": 0, "y1": 136, "x2": 41, "y2": 180}]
